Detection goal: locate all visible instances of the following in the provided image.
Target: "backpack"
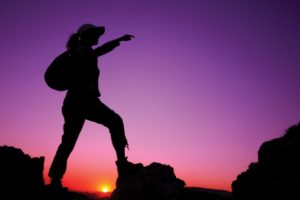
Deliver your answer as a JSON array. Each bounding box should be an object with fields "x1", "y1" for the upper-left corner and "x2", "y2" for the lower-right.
[{"x1": 44, "y1": 50, "x2": 74, "y2": 91}]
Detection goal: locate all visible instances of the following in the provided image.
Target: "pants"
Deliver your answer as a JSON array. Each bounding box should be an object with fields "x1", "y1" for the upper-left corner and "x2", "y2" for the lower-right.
[{"x1": 48, "y1": 93, "x2": 128, "y2": 179}]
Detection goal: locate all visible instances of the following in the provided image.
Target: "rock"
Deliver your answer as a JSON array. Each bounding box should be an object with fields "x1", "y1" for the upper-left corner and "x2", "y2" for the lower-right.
[
  {"x1": 0, "y1": 145, "x2": 45, "y2": 198},
  {"x1": 0, "y1": 145, "x2": 100, "y2": 200},
  {"x1": 182, "y1": 187, "x2": 231, "y2": 200},
  {"x1": 232, "y1": 123, "x2": 300, "y2": 200},
  {"x1": 111, "y1": 162, "x2": 185, "y2": 200}
]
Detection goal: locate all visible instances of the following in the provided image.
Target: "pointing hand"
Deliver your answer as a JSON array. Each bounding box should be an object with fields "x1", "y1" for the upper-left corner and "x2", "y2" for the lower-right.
[{"x1": 120, "y1": 34, "x2": 135, "y2": 41}]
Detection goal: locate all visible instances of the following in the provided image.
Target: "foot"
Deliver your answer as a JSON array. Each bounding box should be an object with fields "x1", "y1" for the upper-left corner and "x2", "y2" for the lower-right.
[
  {"x1": 116, "y1": 157, "x2": 143, "y2": 180},
  {"x1": 47, "y1": 178, "x2": 68, "y2": 192}
]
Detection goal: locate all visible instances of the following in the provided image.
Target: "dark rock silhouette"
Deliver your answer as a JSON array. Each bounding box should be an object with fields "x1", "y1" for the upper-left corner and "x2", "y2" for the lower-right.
[
  {"x1": 111, "y1": 162, "x2": 185, "y2": 200},
  {"x1": 232, "y1": 123, "x2": 300, "y2": 200},
  {"x1": 182, "y1": 187, "x2": 231, "y2": 200},
  {"x1": 0, "y1": 145, "x2": 100, "y2": 200},
  {"x1": 0, "y1": 145, "x2": 45, "y2": 198},
  {"x1": 181, "y1": 187, "x2": 231, "y2": 200}
]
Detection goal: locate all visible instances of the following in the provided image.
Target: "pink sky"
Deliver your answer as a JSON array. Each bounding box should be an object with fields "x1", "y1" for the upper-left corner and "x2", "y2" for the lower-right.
[{"x1": 0, "y1": 0, "x2": 300, "y2": 192}]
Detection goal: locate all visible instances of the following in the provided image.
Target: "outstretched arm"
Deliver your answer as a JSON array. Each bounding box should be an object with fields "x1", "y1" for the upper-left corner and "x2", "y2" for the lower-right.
[{"x1": 94, "y1": 34, "x2": 135, "y2": 57}]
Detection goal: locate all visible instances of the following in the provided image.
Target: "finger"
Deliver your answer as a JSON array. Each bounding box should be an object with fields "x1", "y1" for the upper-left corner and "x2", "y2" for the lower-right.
[{"x1": 126, "y1": 34, "x2": 135, "y2": 38}]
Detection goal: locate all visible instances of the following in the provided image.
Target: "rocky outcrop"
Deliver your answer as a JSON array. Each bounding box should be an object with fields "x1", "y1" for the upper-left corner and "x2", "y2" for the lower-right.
[
  {"x1": 182, "y1": 187, "x2": 231, "y2": 200},
  {"x1": 0, "y1": 145, "x2": 45, "y2": 198},
  {"x1": 111, "y1": 162, "x2": 185, "y2": 200},
  {"x1": 232, "y1": 123, "x2": 300, "y2": 199},
  {"x1": 0, "y1": 145, "x2": 100, "y2": 200}
]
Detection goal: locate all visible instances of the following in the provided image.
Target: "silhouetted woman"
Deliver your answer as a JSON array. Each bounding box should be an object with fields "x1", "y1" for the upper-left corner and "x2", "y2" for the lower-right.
[{"x1": 48, "y1": 24, "x2": 142, "y2": 190}]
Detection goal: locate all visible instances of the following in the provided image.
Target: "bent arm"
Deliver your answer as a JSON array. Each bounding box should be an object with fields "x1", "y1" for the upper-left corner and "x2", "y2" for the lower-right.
[{"x1": 94, "y1": 34, "x2": 135, "y2": 57}]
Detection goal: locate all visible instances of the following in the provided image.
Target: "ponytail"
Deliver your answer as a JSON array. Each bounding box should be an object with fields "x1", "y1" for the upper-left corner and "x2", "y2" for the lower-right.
[{"x1": 66, "y1": 33, "x2": 80, "y2": 49}]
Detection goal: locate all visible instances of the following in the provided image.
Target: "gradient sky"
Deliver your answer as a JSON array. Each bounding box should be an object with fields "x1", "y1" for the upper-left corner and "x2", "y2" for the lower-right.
[{"x1": 1, "y1": 0, "x2": 300, "y2": 193}]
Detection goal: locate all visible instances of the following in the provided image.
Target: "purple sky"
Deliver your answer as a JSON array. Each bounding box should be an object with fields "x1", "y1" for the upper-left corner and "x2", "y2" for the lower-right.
[{"x1": 1, "y1": 0, "x2": 300, "y2": 192}]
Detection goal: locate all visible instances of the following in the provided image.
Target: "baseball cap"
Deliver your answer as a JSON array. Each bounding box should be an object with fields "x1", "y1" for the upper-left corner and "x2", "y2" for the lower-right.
[{"x1": 77, "y1": 24, "x2": 105, "y2": 36}]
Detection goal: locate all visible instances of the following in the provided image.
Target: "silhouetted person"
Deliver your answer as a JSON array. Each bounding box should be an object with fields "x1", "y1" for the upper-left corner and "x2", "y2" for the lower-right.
[{"x1": 48, "y1": 24, "x2": 143, "y2": 190}]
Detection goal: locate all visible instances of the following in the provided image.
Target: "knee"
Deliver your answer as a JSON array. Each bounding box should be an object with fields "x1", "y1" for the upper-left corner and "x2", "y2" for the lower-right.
[
  {"x1": 113, "y1": 113, "x2": 123, "y2": 125},
  {"x1": 108, "y1": 113, "x2": 124, "y2": 131},
  {"x1": 107, "y1": 112, "x2": 123, "y2": 126}
]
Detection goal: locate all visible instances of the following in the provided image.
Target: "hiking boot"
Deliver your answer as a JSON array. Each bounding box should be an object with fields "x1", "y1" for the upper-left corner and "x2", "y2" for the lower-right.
[
  {"x1": 47, "y1": 178, "x2": 68, "y2": 192},
  {"x1": 116, "y1": 157, "x2": 143, "y2": 183}
]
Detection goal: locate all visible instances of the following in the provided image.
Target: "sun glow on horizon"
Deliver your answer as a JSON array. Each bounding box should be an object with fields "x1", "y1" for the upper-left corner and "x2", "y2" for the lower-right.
[{"x1": 99, "y1": 184, "x2": 111, "y2": 193}]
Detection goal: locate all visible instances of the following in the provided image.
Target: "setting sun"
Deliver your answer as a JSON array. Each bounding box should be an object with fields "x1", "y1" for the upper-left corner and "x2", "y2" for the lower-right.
[{"x1": 99, "y1": 185, "x2": 111, "y2": 193}]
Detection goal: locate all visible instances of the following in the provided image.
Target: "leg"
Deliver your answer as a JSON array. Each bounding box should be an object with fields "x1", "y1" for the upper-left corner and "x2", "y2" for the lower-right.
[
  {"x1": 85, "y1": 98, "x2": 143, "y2": 182},
  {"x1": 48, "y1": 111, "x2": 85, "y2": 181},
  {"x1": 85, "y1": 99, "x2": 128, "y2": 160}
]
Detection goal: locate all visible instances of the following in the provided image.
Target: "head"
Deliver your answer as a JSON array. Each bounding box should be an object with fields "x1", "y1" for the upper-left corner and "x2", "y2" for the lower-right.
[
  {"x1": 66, "y1": 24, "x2": 105, "y2": 49},
  {"x1": 77, "y1": 24, "x2": 105, "y2": 46}
]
